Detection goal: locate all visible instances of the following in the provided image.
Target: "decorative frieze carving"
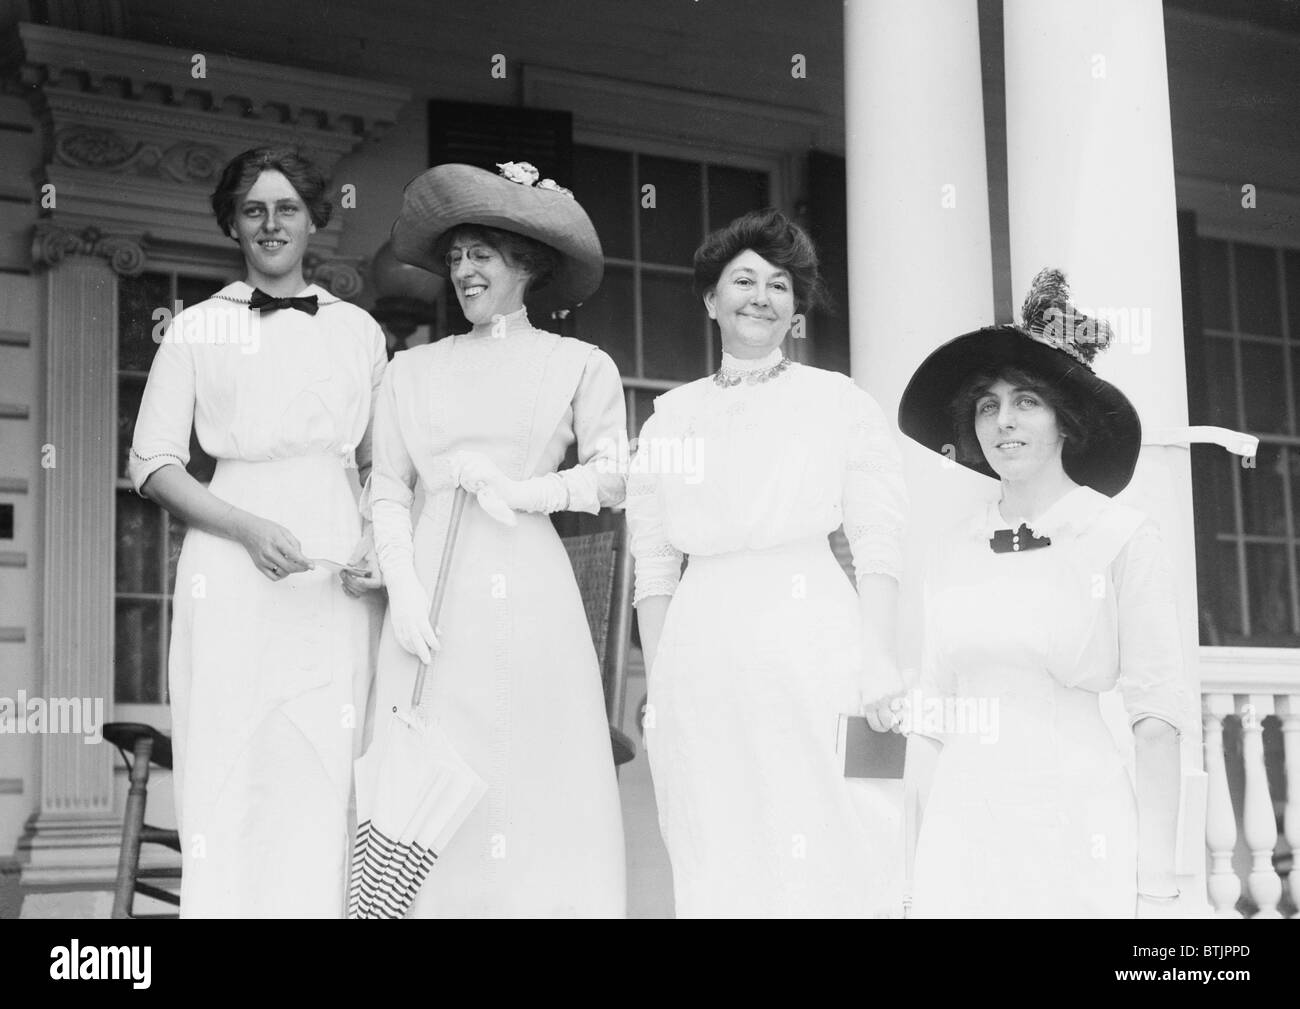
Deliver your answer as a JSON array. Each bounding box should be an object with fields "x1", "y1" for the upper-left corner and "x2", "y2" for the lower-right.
[
  {"x1": 10, "y1": 22, "x2": 410, "y2": 270},
  {"x1": 31, "y1": 222, "x2": 144, "y2": 276},
  {"x1": 53, "y1": 126, "x2": 225, "y2": 184}
]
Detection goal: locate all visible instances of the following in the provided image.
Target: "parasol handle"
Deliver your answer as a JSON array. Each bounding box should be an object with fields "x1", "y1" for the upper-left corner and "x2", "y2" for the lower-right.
[{"x1": 410, "y1": 486, "x2": 470, "y2": 708}]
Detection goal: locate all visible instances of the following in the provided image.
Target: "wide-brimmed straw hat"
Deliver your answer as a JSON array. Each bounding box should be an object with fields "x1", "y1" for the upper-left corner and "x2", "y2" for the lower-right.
[
  {"x1": 390, "y1": 162, "x2": 603, "y2": 308},
  {"x1": 897, "y1": 268, "x2": 1141, "y2": 497}
]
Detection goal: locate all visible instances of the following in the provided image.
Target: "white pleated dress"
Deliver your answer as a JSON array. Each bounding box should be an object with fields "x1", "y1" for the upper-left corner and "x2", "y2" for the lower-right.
[
  {"x1": 626, "y1": 350, "x2": 909, "y2": 917},
  {"x1": 129, "y1": 281, "x2": 387, "y2": 917},
  {"x1": 364, "y1": 308, "x2": 627, "y2": 917},
  {"x1": 910, "y1": 486, "x2": 1188, "y2": 918}
]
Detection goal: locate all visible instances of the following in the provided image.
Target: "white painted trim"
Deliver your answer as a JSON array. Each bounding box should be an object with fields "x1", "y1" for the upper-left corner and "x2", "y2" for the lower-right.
[
  {"x1": 1199, "y1": 645, "x2": 1300, "y2": 695},
  {"x1": 522, "y1": 64, "x2": 823, "y2": 164},
  {"x1": 15, "y1": 23, "x2": 409, "y2": 131}
]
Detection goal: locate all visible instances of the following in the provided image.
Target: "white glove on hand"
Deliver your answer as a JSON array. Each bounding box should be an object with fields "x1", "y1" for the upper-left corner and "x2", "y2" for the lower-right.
[
  {"x1": 385, "y1": 564, "x2": 440, "y2": 664},
  {"x1": 453, "y1": 450, "x2": 567, "y2": 521}
]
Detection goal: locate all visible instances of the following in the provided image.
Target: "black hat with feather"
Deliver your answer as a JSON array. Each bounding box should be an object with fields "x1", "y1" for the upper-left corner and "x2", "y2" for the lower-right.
[{"x1": 897, "y1": 268, "x2": 1141, "y2": 496}]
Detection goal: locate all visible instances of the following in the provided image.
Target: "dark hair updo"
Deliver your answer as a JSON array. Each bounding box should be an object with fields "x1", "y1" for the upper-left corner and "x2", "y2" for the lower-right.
[
  {"x1": 210, "y1": 147, "x2": 332, "y2": 238},
  {"x1": 692, "y1": 207, "x2": 827, "y2": 314},
  {"x1": 438, "y1": 225, "x2": 560, "y2": 292}
]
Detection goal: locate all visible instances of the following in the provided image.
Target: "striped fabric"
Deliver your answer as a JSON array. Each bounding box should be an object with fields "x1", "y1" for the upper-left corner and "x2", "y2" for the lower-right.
[{"x1": 348, "y1": 821, "x2": 440, "y2": 919}]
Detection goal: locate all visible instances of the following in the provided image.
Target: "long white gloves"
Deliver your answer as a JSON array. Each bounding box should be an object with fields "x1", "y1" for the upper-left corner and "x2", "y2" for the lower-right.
[
  {"x1": 453, "y1": 450, "x2": 569, "y2": 516},
  {"x1": 371, "y1": 497, "x2": 440, "y2": 664}
]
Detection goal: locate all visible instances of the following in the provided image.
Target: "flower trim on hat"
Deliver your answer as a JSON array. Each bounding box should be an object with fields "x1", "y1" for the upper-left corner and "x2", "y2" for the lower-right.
[
  {"x1": 1020, "y1": 267, "x2": 1114, "y2": 369},
  {"x1": 496, "y1": 161, "x2": 574, "y2": 199}
]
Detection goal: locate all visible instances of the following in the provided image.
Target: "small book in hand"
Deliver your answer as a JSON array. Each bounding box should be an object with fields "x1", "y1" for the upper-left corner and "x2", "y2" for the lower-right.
[{"x1": 836, "y1": 713, "x2": 907, "y2": 779}]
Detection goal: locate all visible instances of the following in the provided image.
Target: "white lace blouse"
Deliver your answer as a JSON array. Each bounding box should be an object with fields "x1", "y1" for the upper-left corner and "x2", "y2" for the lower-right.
[{"x1": 626, "y1": 352, "x2": 908, "y2": 604}]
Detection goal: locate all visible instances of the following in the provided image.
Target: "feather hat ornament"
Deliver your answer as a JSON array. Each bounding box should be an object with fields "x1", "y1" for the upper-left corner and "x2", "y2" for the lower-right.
[
  {"x1": 897, "y1": 268, "x2": 1142, "y2": 497},
  {"x1": 1020, "y1": 267, "x2": 1114, "y2": 368}
]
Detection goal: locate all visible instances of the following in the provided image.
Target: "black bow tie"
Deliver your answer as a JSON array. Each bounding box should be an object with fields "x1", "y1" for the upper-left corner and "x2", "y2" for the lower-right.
[
  {"x1": 990, "y1": 524, "x2": 1052, "y2": 554},
  {"x1": 249, "y1": 288, "x2": 319, "y2": 316}
]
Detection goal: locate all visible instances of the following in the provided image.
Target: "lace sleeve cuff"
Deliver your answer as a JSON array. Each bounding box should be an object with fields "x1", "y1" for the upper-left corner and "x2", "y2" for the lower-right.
[{"x1": 632, "y1": 544, "x2": 684, "y2": 605}]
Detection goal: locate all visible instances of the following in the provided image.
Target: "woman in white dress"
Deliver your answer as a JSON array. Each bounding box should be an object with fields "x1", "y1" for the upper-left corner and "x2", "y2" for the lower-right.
[
  {"x1": 627, "y1": 209, "x2": 909, "y2": 917},
  {"x1": 897, "y1": 269, "x2": 1186, "y2": 917},
  {"x1": 129, "y1": 147, "x2": 388, "y2": 917},
  {"x1": 367, "y1": 161, "x2": 626, "y2": 916}
]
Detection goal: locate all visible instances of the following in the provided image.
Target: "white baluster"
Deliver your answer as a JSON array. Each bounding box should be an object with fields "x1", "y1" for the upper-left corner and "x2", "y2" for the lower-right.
[
  {"x1": 1239, "y1": 694, "x2": 1282, "y2": 918},
  {"x1": 1278, "y1": 696, "x2": 1299, "y2": 920},
  {"x1": 1204, "y1": 695, "x2": 1241, "y2": 918}
]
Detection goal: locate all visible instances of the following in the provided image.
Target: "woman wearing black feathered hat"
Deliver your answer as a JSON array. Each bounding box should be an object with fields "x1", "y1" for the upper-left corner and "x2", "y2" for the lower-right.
[{"x1": 897, "y1": 269, "x2": 1187, "y2": 918}]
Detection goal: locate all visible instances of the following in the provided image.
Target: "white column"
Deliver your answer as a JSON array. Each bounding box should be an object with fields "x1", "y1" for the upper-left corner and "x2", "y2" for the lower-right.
[
  {"x1": 845, "y1": 0, "x2": 995, "y2": 674},
  {"x1": 1003, "y1": 0, "x2": 1209, "y2": 912},
  {"x1": 19, "y1": 254, "x2": 121, "y2": 911}
]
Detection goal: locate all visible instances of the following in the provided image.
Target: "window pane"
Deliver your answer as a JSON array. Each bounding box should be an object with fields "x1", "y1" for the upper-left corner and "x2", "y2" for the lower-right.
[
  {"x1": 631, "y1": 389, "x2": 658, "y2": 439},
  {"x1": 1191, "y1": 446, "x2": 1239, "y2": 536},
  {"x1": 573, "y1": 265, "x2": 634, "y2": 378},
  {"x1": 707, "y1": 164, "x2": 769, "y2": 231},
  {"x1": 641, "y1": 271, "x2": 705, "y2": 382},
  {"x1": 118, "y1": 271, "x2": 171, "y2": 373},
  {"x1": 1235, "y1": 243, "x2": 1281, "y2": 336},
  {"x1": 1244, "y1": 543, "x2": 1293, "y2": 639},
  {"x1": 1287, "y1": 250, "x2": 1300, "y2": 340},
  {"x1": 115, "y1": 599, "x2": 163, "y2": 703},
  {"x1": 1203, "y1": 336, "x2": 1237, "y2": 428},
  {"x1": 1240, "y1": 443, "x2": 1285, "y2": 536},
  {"x1": 116, "y1": 490, "x2": 163, "y2": 593},
  {"x1": 167, "y1": 515, "x2": 189, "y2": 594},
  {"x1": 1240, "y1": 340, "x2": 1287, "y2": 434},
  {"x1": 1198, "y1": 238, "x2": 1231, "y2": 331},
  {"x1": 177, "y1": 274, "x2": 223, "y2": 314},
  {"x1": 117, "y1": 376, "x2": 145, "y2": 480},
  {"x1": 639, "y1": 155, "x2": 701, "y2": 267},
  {"x1": 572, "y1": 145, "x2": 633, "y2": 261},
  {"x1": 1199, "y1": 540, "x2": 1243, "y2": 642}
]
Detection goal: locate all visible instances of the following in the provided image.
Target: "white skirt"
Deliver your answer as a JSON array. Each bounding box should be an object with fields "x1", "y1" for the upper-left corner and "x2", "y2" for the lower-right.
[{"x1": 646, "y1": 537, "x2": 903, "y2": 917}]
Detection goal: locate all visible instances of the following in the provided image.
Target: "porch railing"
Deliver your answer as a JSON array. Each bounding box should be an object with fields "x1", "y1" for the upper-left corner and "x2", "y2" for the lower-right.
[{"x1": 1201, "y1": 647, "x2": 1299, "y2": 919}]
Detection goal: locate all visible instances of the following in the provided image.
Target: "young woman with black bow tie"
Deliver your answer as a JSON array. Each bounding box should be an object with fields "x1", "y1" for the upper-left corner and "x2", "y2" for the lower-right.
[{"x1": 128, "y1": 147, "x2": 387, "y2": 916}]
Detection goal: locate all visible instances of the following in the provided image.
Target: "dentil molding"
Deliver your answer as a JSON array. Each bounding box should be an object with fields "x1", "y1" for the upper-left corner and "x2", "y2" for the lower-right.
[{"x1": 5, "y1": 22, "x2": 410, "y2": 286}]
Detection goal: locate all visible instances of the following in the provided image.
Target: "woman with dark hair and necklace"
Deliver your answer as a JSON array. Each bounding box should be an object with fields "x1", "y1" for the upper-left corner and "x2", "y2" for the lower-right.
[
  {"x1": 897, "y1": 269, "x2": 1186, "y2": 918},
  {"x1": 129, "y1": 147, "x2": 388, "y2": 916},
  {"x1": 626, "y1": 208, "x2": 909, "y2": 917}
]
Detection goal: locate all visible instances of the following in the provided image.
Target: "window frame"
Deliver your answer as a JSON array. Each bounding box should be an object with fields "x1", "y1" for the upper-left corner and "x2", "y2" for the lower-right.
[
  {"x1": 1190, "y1": 228, "x2": 1300, "y2": 647},
  {"x1": 112, "y1": 253, "x2": 237, "y2": 730}
]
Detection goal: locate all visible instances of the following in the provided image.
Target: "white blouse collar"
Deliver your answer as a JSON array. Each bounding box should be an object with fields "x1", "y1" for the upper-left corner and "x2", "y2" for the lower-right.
[
  {"x1": 215, "y1": 280, "x2": 337, "y2": 304},
  {"x1": 720, "y1": 346, "x2": 784, "y2": 373},
  {"x1": 970, "y1": 484, "x2": 1108, "y2": 540},
  {"x1": 461, "y1": 305, "x2": 535, "y2": 340}
]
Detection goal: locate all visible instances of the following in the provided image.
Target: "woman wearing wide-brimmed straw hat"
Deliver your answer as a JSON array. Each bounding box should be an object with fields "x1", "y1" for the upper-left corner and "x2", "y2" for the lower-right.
[
  {"x1": 365, "y1": 161, "x2": 626, "y2": 916},
  {"x1": 627, "y1": 209, "x2": 909, "y2": 917},
  {"x1": 897, "y1": 269, "x2": 1187, "y2": 918}
]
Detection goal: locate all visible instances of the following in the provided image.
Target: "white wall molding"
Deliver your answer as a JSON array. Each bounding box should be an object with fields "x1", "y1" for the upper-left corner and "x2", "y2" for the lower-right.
[
  {"x1": 522, "y1": 64, "x2": 822, "y2": 169},
  {"x1": 1200, "y1": 645, "x2": 1300, "y2": 696}
]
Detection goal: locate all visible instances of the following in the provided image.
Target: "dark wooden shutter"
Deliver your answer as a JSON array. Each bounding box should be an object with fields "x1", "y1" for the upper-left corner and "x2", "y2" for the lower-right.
[
  {"x1": 428, "y1": 100, "x2": 573, "y2": 183},
  {"x1": 805, "y1": 150, "x2": 850, "y2": 377},
  {"x1": 1177, "y1": 208, "x2": 1222, "y2": 646}
]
